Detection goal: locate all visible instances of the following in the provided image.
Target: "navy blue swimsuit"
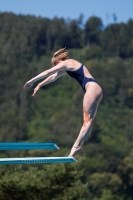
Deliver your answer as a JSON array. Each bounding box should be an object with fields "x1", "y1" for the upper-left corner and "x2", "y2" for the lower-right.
[{"x1": 66, "y1": 64, "x2": 97, "y2": 92}]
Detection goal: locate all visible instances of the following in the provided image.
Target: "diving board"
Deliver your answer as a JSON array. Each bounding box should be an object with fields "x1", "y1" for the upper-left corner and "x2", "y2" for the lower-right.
[
  {"x1": 0, "y1": 157, "x2": 77, "y2": 165},
  {"x1": 0, "y1": 142, "x2": 59, "y2": 150}
]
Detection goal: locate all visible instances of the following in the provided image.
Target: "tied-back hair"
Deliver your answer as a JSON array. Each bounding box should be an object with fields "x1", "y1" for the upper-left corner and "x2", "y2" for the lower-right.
[{"x1": 51, "y1": 47, "x2": 69, "y2": 66}]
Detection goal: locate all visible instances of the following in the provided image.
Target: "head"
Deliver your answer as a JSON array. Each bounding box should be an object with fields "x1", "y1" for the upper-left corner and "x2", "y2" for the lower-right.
[{"x1": 51, "y1": 47, "x2": 69, "y2": 67}]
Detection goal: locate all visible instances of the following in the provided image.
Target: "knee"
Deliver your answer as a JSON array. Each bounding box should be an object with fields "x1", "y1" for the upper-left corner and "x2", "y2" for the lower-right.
[{"x1": 83, "y1": 117, "x2": 93, "y2": 127}]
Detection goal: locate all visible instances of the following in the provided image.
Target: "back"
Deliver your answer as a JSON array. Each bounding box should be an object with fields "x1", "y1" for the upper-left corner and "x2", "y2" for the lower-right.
[{"x1": 65, "y1": 59, "x2": 94, "y2": 79}]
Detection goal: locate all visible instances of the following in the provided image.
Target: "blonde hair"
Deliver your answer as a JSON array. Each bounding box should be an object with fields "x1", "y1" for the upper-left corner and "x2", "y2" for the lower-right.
[{"x1": 51, "y1": 47, "x2": 69, "y2": 66}]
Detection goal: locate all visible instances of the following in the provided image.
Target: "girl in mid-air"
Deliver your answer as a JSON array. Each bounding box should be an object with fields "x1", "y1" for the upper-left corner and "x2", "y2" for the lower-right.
[{"x1": 24, "y1": 48, "x2": 103, "y2": 157}]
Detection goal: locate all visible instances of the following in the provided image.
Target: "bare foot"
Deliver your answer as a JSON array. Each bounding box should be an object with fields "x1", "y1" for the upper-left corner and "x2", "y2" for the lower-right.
[{"x1": 68, "y1": 146, "x2": 82, "y2": 157}]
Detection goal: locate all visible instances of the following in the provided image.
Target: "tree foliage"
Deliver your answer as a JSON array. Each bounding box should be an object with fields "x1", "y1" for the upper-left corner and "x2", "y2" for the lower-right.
[{"x1": 0, "y1": 12, "x2": 133, "y2": 199}]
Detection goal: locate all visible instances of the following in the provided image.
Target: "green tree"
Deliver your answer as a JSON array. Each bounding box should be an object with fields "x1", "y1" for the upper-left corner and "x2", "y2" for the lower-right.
[
  {"x1": 0, "y1": 164, "x2": 89, "y2": 200},
  {"x1": 85, "y1": 16, "x2": 103, "y2": 45}
]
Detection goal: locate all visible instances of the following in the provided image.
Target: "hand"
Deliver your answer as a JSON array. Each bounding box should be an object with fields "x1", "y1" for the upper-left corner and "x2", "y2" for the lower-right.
[
  {"x1": 32, "y1": 85, "x2": 40, "y2": 96},
  {"x1": 23, "y1": 80, "x2": 33, "y2": 90}
]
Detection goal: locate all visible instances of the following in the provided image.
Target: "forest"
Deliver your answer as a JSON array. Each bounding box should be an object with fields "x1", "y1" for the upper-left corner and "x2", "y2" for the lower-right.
[{"x1": 0, "y1": 12, "x2": 133, "y2": 200}]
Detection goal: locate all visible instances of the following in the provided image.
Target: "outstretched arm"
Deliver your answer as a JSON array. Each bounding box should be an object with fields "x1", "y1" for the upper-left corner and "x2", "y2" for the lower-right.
[
  {"x1": 32, "y1": 70, "x2": 66, "y2": 96},
  {"x1": 24, "y1": 62, "x2": 67, "y2": 90}
]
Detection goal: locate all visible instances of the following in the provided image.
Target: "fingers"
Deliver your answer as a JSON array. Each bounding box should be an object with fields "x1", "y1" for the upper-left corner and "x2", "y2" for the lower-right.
[
  {"x1": 23, "y1": 85, "x2": 28, "y2": 90},
  {"x1": 24, "y1": 82, "x2": 40, "y2": 96},
  {"x1": 23, "y1": 84, "x2": 27, "y2": 90},
  {"x1": 23, "y1": 81, "x2": 33, "y2": 90},
  {"x1": 32, "y1": 90, "x2": 36, "y2": 96},
  {"x1": 23, "y1": 83, "x2": 30, "y2": 90},
  {"x1": 32, "y1": 88, "x2": 37, "y2": 96},
  {"x1": 32, "y1": 86, "x2": 40, "y2": 96}
]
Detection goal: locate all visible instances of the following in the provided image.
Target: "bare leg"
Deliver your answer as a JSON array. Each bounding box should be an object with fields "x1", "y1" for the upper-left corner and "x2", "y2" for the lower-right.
[{"x1": 68, "y1": 86, "x2": 103, "y2": 157}]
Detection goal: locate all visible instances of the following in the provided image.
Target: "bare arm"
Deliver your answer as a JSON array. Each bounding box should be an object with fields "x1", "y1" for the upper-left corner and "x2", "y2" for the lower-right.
[
  {"x1": 24, "y1": 61, "x2": 67, "y2": 90},
  {"x1": 39, "y1": 70, "x2": 66, "y2": 87},
  {"x1": 32, "y1": 70, "x2": 66, "y2": 96},
  {"x1": 32, "y1": 62, "x2": 66, "y2": 82}
]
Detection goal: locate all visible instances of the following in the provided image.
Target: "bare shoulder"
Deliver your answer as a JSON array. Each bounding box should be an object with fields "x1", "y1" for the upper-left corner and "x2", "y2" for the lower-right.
[{"x1": 64, "y1": 59, "x2": 82, "y2": 71}]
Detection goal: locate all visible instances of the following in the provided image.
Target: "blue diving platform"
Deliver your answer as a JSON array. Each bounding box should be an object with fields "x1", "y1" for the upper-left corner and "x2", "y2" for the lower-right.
[
  {"x1": 0, "y1": 142, "x2": 59, "y2": 150},
  {"x1": 0, "y1": 156, "x2": 77, "y2": 165}
]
